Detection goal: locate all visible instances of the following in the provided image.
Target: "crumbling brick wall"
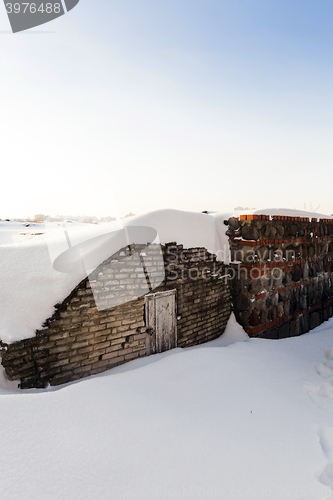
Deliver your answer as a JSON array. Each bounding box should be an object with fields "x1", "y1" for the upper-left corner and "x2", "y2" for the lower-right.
[{"x1": 0, "y1": 243, "x2": 231, "y2": 389}]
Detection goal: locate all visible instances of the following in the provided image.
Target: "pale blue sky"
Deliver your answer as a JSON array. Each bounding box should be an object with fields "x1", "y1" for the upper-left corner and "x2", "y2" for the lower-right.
[{"x1": 0, "y1": 1, "x2": 332, "y2": 218}]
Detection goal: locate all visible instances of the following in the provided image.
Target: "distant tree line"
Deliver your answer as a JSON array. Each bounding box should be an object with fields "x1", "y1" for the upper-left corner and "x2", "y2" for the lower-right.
[{"x1": 14, "y1": 213, "x2": 136, "y2": 223}]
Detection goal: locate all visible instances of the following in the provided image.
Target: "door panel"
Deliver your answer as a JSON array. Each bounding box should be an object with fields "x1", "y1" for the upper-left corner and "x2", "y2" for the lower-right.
[
  {"x1": 145, "y1": 290, "x2": 177, "y2": 356},
  {"x1": 146, "y1": 295, "x2": 157, "y2": 356}
]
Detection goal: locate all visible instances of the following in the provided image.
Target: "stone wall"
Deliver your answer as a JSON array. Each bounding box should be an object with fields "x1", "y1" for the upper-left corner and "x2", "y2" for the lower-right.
[
  {"x1": 227, "y1": 215, "x2": 333, "y2": 339},
  {"x1": 0, "y1": 243, "x2": 231, "y2": 389}
]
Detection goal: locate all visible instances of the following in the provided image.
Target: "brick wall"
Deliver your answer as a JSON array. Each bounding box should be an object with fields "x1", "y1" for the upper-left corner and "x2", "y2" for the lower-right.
[
  {"x1": 0, "y1": 243, "x2": 231, "y2": 389},
  {"x1": 227, "y1": 215, "x2": 333, "y2": 339}
]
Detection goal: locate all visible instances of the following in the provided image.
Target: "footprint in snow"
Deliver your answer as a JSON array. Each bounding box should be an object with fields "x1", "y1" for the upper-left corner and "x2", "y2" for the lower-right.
[
  {"x1": 307, "y1": 349, "x2": 333, "y2": 498},
  {"x1": 318, "y1": 427, "x2": 333, "y2": 462},
  {"x1": 324, "y1": 349, "x2": 333, "y2": 361},
  {"x1": 317, "y1": 426, "x2": 333, "y2": 495},
  {"x1": 315, "y1": 362, "x2": 333, "y2": 380},
  {"x1": 315, "y1": 427, "x2": 333, "y2": 499},
  {"x1": 305, "y1": 349, "x2": 333, "y2": 409},
  {"x1": 305, "y1": 383, "x2": 333, "y2": 410}
]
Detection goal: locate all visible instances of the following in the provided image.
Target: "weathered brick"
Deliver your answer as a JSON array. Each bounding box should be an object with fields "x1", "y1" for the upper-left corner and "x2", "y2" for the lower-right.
[
  {"x1": 101, "y1": 351, "x2": 119, "y2": 360},
  {"x1": 50, "y1": 374, "x2": 74, "y2": 386},
  {"x1": 93, "y1": 341, "x2": 110, "y2": 350},
  {"x1": 51, "y1": 346, "x2": 70, "y2": 354},
  {"x1": 106, "y1": 321, "x2": 122, "y2": 328},
  {"x1": 117, "y1": 325, "x2": 131, "y2": 333},
  {"x1": 55, "y1": 337, "x2": 73, "y2": 346},
  {"x1": 100, "y1": 316, "x2": 116, "y2": 324},
  {"x1": 91, "y1": 348, "x2": 107, "y2": 358},
  {"x1": 76, "y1": 346, "x2": 95, "y2": 354},
  {"x1": 105, "y1": 344, "x2": 121, "y2": 354},
  {"x1": 90, "y1": 366, "x2": 109, "y2": 376},
  {"x1": 121, "y1": 319, "x2": 134, "y2": 325},
  {"x1": 81, "y1": 357, "x2": 99, "y2": 367},
  {"x1": 69, "y1": 354, "x2": 89, "y2": 363},
  {"x1": 91, "y1": 359, "x2": 111, "y2": 369},
  {"x1": 110, "y1": 338, "x2": 126, "y2": 346},
  {"x1": 125, "y1": 352, "x2": 139, "y2": 361},
  {"x1": 135, "y1": 333, "x2": 146, "y2": 341},
  {"x1": 73, "y1": 366, "x2": 92, "y2": 375},
  {"x1": 49, "y1": 332, "x2": 70, "y2": 341},
  {"x1": 61, "y1": 361, "x2": 80, "y2": 372},
  {"x1": 75, "y1": 333, "x2": 94, "y2": 341},
  {"x1": 48, "y1": 359, "x2": 69, "y2": 369},
  {"x1": 89, "y1": 325, "x2": 106, "y2": 333},
  {"x1": 70, "y1": 341, "x2": 88, "y2": 349},
  {"x1": 88, "y1": 336, "x2": 107, "y2": 345}
]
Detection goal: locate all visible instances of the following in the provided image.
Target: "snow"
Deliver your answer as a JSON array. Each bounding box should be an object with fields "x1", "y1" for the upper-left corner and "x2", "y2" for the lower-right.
[
  {"x1": 0, "y1": 222, "x2": 87, "y2": 344},
  {"x1": 204, "y1": 311, "x2": 250, "y2": 346},
  {"x1": 128, "y1": 209, "x2": 230, "y2": 261},
  {"x1": 210, "y1": 208, "x2": 333, "y2": 221},
  {"x1": 1, "y1": 316, "x2": 333, "y2": 499},
  {"x1": 0, "y1": 207, "x2": 331, "y2": 344}
]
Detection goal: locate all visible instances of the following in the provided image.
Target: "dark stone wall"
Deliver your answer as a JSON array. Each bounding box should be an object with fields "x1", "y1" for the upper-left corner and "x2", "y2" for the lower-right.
[
  {"x1": 0, "y1": 244, "x2": 231, "y2": 389},
  {"x1": 227, "y1": 215, "x2": 333, "y2": 339}
]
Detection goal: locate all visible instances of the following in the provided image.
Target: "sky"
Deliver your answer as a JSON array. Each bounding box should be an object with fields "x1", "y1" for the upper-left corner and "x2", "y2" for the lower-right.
[{"x1": 0, "y1": 0, "x2": 333, "y2": 218}]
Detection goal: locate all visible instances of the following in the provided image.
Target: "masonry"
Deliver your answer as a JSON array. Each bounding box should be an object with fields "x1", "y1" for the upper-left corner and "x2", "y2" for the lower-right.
[
  {"x1": 0, "y1": 243, "x2": 231, "y2": 389},
  {"x1": 2, "y1": 214, "x2": 333, "y2": 389},
  {"x1": 227, "y1": 215, "x2": 333, "y2": 339}
]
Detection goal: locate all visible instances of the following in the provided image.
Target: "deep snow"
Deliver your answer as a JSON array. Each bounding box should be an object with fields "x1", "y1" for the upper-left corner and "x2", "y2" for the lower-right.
[{"x1": 1, "y1": 315, "x2": 333, "y2": 499}]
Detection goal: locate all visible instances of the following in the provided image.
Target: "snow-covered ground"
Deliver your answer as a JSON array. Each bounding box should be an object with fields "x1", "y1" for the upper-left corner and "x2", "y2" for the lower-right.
[{"x1": 1, "y1": 314, "x2": 333, "y2": 500}]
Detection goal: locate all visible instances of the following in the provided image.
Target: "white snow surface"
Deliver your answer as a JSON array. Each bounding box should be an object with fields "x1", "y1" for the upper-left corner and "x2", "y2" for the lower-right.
[
  {"x1": 1, "y1": 317, "x2": 333, "y2": 499},
  {"x1": 0, "y1": 207, "x2": 330, "y2": 344}
]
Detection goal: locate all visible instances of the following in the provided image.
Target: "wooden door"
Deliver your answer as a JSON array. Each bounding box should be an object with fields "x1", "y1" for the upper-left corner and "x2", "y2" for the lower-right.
[{"x1": 145, "y1": 290, "x2": 177, "y2": 356}]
